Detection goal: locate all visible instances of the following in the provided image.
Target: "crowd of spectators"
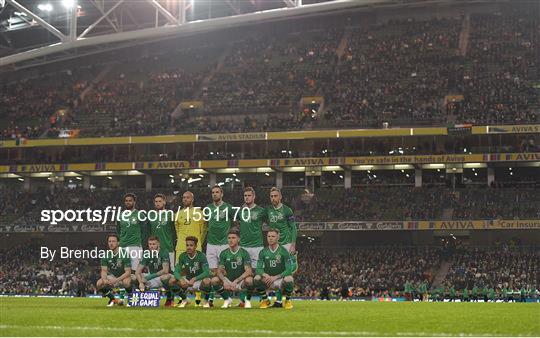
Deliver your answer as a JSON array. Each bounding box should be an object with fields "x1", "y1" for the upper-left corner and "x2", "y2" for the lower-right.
[
  {"x1": 292, "y1": 186, "x2": 540, "y2": 221},
  {"x1": 0, "y1": 68, "x2": 95, "y2": 140},
  {"x1": 441, "y1": 245, "x2": 539, "y2": 299},
  {"x1": 0, "y1": 242, "x2": 98, "y2": 295},
  {"x1": 1, "y1": 10, "x2": 538, "y2": 140},
  {"x1": 295, "y1": 246, "x2": 442, "y2": 298},
  {"x1": 1, "y1": 184, "x2": 539, "y2": 232},
  {"x1": 2, "y1": 241, "x2": 536, "y2": 300},
  {"x1": 453, "y1": 13, "x2": 538, "y2": 125}
]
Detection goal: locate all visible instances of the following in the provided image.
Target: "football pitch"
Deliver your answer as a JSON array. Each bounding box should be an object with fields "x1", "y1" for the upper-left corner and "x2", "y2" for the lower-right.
[{"x1": 0, "y1": 298, "x2": 539, "y2": 336}]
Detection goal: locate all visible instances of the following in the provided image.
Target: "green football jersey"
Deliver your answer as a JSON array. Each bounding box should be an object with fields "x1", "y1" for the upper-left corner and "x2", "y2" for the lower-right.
[
  {"x1": 472, "y1": 286, "x2": 478, "y2": 296},
  {"x1": 117, "y1": 209, "x2": 146, "y2": 247},
  {"x1": 239, "y1": 204, "x2": 266, "y2": 248},
  {"x1": 256, "y1": 245, "x2": 292, "y2": 277},
  {"x1": 219, "y1": 247, "x2": 252, "y2": 281},
  {"x1": 174, "y1": 250, "x2": 210, "y2": 281},
  {"x1": 404, "y1": 281, "x2": 412, "y2": 293},
  {"x1": 140, "y1": 250, "x2": 170, "y2": 274},
  {"x1": 418, "y1": 282, "x2": 427, "y2": 293},
  {"x1": 449, "y1": 287, "x2": 456, "y2": 296},
  {"x1": 206, "y1": 202, "x2": 234, "y2": 245},
  {"x1": 462, "y1": 288, "x2": 469, "y2": 298},
  {"x1": 148, "y1": 211, "x2": 175, "y2": 252},
  {"x1": 100, "y1": 250, "x2": 131, "y2": 277},
  {"x1": 266, "y1": 204, "x2": 297, "y2": 245}
]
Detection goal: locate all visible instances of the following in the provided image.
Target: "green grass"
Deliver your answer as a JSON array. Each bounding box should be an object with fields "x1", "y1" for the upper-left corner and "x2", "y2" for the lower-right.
[{"x1": 0, "y1": 298, "x2": 539, "y2": 336}]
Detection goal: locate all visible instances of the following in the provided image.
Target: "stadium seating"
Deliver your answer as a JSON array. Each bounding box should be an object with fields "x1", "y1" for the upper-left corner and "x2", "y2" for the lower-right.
[
  {"x1": 443, "y1": 246, "x2": 539, "y2": 293},
  {"x1": 0, "y1": 242, "x2": 97, "y2": 295},
  {"x1": 1, "y1": 186, "x2": 539, "y2": 231},
  {"x1": 2, "y1": 241, "x2": 537, "y2": 299},
  {"x1": 296, "y1": 246, "x2": 443, "y2": 298}
]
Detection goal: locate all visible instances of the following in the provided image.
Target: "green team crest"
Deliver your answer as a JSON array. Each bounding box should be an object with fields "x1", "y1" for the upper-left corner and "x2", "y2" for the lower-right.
[{"x1": 251, "y1": 211, "x2": 258, "y2": 220}]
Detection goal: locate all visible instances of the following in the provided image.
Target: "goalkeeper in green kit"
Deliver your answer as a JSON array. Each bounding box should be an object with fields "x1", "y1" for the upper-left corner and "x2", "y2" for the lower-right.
[{"x1": 266, "y1": 187, "x2": 298, "y2": 307}]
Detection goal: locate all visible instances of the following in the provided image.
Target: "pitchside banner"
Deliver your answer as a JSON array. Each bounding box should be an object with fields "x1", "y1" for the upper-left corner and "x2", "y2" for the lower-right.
[
  {"x1": 298, "y1": 220, "x2": 540, "y2": 231},
  {"x1": 0, "y1": 223, "x2": 116, "y2": 232},
  {"x1": 129, "y1": 291, "x2": 161, "y2": 307},
  {"x1": 298, "y1": 221, "x2": 404, "y2": 231},
  {"x1": 414, "y1": 220, "x2": 540, "y2": 230},
  {"x1": 1, "y1": 220, "x2": 539, "y2": 233}
]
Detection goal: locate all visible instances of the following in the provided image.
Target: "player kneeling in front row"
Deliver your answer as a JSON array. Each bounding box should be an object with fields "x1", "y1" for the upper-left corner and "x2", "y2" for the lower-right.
[
  {"x1": 169, "y1": 236, "x2": 212, "y2": 308},
  {"x1": 254, "y1": 228, "x2": 294, "y2": 310},
  {"x1": 212, "y1": 229, "x2": 254, "y2": 308},
  {"x1": 135, "y1": 236, "x2": 173, "y2": 306},
  {"x1": 96, "y1": 234, "x2": 132, "y2": 307}
]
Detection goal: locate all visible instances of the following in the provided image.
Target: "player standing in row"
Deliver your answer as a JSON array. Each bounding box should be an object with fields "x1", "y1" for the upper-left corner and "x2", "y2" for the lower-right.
[
  {"x1": 237, "y1": 186, "x2": 266, "y2": 306},
  {"x1": 212, "y1": 229, "x2": 254, "y2": 308},
  {"x1": 266, "y1": 187, "x2": 298, "y2": 307},
  {"x1": 239, "y1": 187, "x2": 266, "y2": 267},
  {"x1": 205, "y1": 185, "x2": 235, "y2": 306},
  {"x1": 96, "y1": 234, "x2": 132, "y2": 306},
  {"x1": 267, "y1": 187, "x2": 297, "y2": 254},
  {"x1": 175, "y1": 191, "x2": 206, "y2": 306},
  {"x1": 175, "y1": 191, "x2": 206, "y2": 258},
  {"x1": 148, "y1": 194, "x2": 176, "y2": 266},
  {"x1": 116, "y1": 193, "x2": 146, "y2": 270}
]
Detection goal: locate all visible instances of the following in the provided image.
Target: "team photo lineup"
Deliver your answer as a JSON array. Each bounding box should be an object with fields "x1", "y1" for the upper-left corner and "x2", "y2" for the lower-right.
[
  {"x1": 1, "y1": 0, "x2": 540, "y2": 336},
  {"x1": 100, "y1": 186, "x2": 298, "y2": 309}
]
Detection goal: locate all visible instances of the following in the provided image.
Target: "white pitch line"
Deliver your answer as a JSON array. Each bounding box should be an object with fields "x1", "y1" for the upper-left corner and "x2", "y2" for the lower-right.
[
  {"x1": 1, "y1": 325, "x2": 374, "y2": 336},
  {"x1": 0, "y1": 324, "x2": 532, "y2": 337}
]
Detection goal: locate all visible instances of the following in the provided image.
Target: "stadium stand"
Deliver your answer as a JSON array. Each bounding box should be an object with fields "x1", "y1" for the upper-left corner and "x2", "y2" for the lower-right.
[
  {"x1": 0, "y1": 242, "x2": 98, "y2": 296},
  {"x1": 443, "y1": 246, "x2": 539, "y2": 294},
  {"x1": 1, "y1": 10, "x2": 538, "y2": 140},
  {"x1": 1, "y1": 186, "x2": 539, "y2": 231},
  {"x1": 296, "y1": 246, "x2": 443, "y2": 298},
  {"x1": 2, "y1": 241, "x2": 537, "y2": 301},
  {"x1": 0, "y1": 1, "x2": 539, "y2": 311}
]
